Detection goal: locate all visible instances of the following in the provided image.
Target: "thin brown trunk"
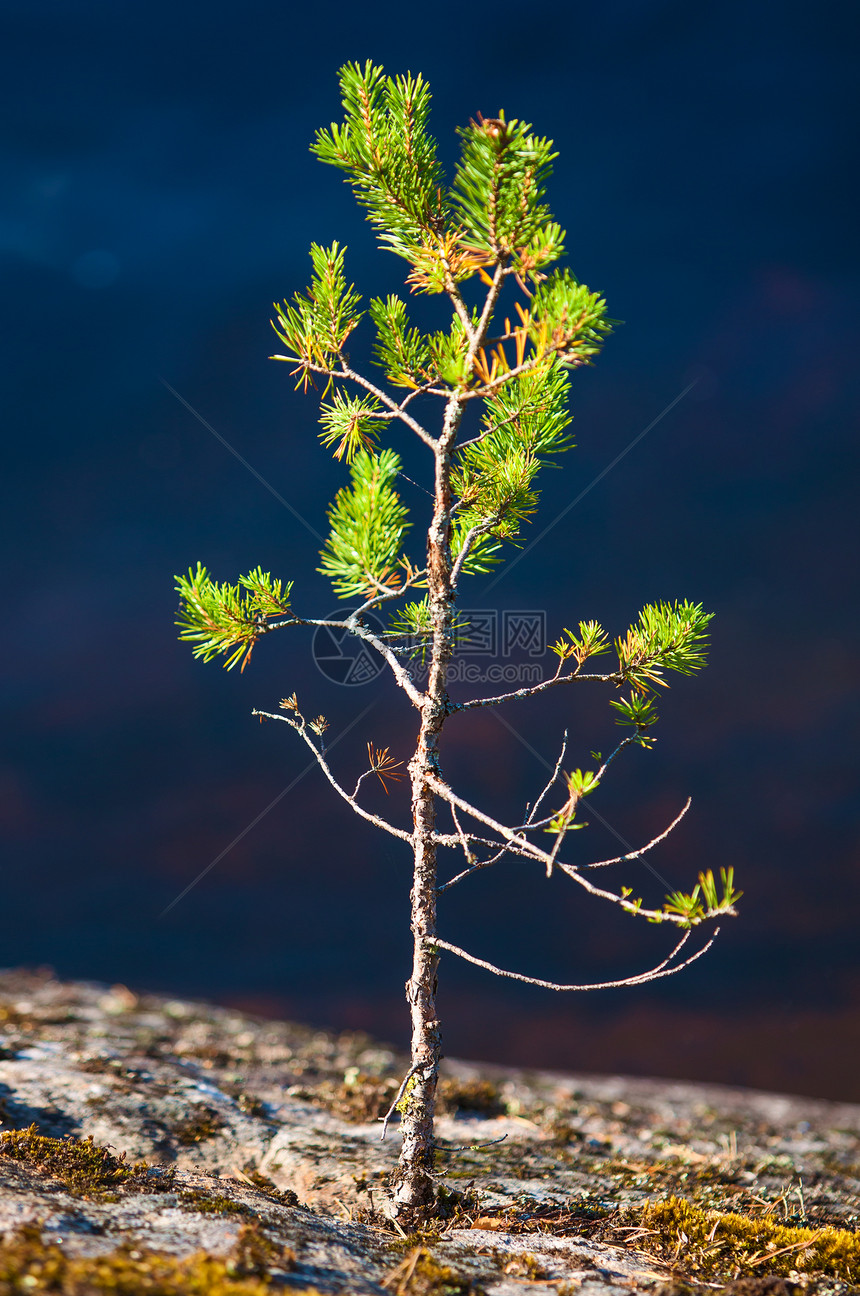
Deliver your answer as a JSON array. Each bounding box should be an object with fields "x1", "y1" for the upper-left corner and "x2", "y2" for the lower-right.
[{"x1": 391, "y1": 399, "x2": 462, "y2": 1216}]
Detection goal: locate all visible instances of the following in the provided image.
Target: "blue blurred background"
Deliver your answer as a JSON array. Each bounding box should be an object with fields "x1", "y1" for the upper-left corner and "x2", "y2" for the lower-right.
[{"x1": 3, "y1": 0, "x2": 859, "y2": 1100}]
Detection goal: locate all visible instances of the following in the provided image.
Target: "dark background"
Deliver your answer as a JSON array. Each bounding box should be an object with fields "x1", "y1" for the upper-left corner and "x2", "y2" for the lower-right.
[{"x1": 3, "y1": 1, "x2": 859, "y2": 1101}]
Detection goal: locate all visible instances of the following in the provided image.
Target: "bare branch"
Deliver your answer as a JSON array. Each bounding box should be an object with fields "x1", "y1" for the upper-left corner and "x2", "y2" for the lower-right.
[
  {"x1": 425, "y1": 772, "x2": 546, "y2": 864},
  {"x1": 450, "y1": 517, "x2": 501, "y2": 586},
  {"x1": 469, "y1": 261, "x2": 508, "y2": 364},
  {"x1": 444, "y1": 280, "x2": 476, "y2": 344},
  {"x1": 351, "y1": 767, "x2": 377, "y2": 800},
  {"x1": 268, "y1": 614, "x2": 426, "y2": 709},
  {"x1": 368, "y1": 382, "x2": 437, "y2": 418},
  {"x1": 352, "y1": 568, "x2": 427, "y2": 621},
  {"x1": 432, "y1": 830, "x2": 509, "y2": 850},
  {"x1": 448, "y1": 803, "x2": 474, "y2": 866},
  {"x1": 280, "y1": 357, "x2": 438, "y2": 449},
  {"x1": 426, "y1": 772, "x2": 735, "y2": 927},
  {"x1": 253, "y1": 709, "x2": 412, "y2": 843},
  {"x1": 437, "y1": 841, "x2": 513, "y2": 893},
  {"x1": 449, "y1": 667, "x2": 618, "y2": 713},
  {"x1": 525, "y1": 731, "x2": 568, "y2": 826},
  {"x1": 593, "y1": 734, "x2": 639, "y2": 783},
  {"x1": 580, "y1": 798, "x2": 692, "y2": 869},
  {"x1": 431, "y1": 927, "x2": 720, "y2": 991},
  {"x1": 439, "y1": 734, "x2": 569, "y2": 892},
  {"x1": 458, "y1": 402, "x2": 530, "y2": 451},
  {"x1": 538, "y1": 737, "x2": 637, "y2": 879}
]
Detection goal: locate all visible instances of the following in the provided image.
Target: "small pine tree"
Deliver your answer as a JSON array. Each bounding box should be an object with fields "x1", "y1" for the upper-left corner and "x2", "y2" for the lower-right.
[{"x1": 175, "y1": 61, "x2": 740, "y2": 1221}]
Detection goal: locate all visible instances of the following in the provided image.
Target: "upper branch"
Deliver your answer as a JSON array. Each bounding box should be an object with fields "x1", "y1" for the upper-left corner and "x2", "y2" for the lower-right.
[
  {"x1": 450, "y1": 516, "x2": 502, "y2": 587},
  {"x1": 449, "y1": 667, "x2": 616, "y2": 714},
  {"x1": 283, "y1": 357, "x2": 438, "y2": 449},
  {"x1": 269, "y1": 614, "x2": 426, "y2": 709},
  {"x1": 441, "y1": 269, "x2": 476, "y2": 344},
  {"x1": 352, "y1": 568, "x2": 427, "y2": 620},
  {"x1": 336, "y1": 362, "x2": 438, "y2": 448},
  {"x1": 468, "y1": 261, "x2": 508, "y2": 367}
]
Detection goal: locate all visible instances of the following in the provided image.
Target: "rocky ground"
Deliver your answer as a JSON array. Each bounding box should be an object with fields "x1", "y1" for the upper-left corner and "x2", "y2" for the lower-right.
[{"x1": 0, "y1": 967, "x2": 858, "y2": 1295}]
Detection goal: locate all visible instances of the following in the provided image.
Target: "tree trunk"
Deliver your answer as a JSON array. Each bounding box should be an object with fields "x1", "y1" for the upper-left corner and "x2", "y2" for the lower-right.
[{"x1": 390, "y1": 400, "x2": 462, "y2": 1217}]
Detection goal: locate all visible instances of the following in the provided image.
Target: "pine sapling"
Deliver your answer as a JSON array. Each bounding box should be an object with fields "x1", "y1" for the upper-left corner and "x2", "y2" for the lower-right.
[{"x1": 175, "y1": 61, "x2": 740, "y2": 1222}]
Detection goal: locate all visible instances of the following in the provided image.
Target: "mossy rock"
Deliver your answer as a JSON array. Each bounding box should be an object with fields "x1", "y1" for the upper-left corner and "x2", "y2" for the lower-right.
[
  {"x1": 0, "y1": 1223, "x2": 300, "y2": 1295},
  {"x1": 0, "y1": 1125, "x2": 170, "y2": 1200},
  {"x1": 642, "y1": 1195, "x2": 860, "y2": 1284}
]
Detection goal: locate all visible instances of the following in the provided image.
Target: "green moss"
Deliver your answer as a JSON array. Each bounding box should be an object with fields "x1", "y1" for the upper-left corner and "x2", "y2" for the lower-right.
[
  {"x1": 641, "y1": 1195, "x2": 860, "y2": 1283},
  {"x1": 383, "y1": 1247, "x2": 484, "y2": 1296},
  {"x1": 233, "y1": 1223, "x2": 295, "y2": 1276},
  {"x1": 240, "y1": 1168, "x2": 300, "y2": 1206},
  {"x1": 0, "y1": 1125, "x2": 171, "y2": 1200},
  {"x1": 171, "y1": 1106, "x2": 225, "y2": 1145},
  {"x1": 437, "y1": 1079, "x2": 505, "y2": 1118},
  {"x1": 0, "y1": 1225, "x2": 310, "y2": 1295},
  {"x1": 234, "y1": 1092, "x2": 269, "y2": 1120},
  {"x1": 331, "y1": 1070, "x2": 400, "y2": 1122},
  {"x1": 178, "y1": 1189, "x2": 252, "y2": 1217},
  {"x1": 386, "y1": 1226, "x2": 445, "y2": 1254},
  {"x1": 497, "y1": 1252, "x2": 548, "y2": 1280}
]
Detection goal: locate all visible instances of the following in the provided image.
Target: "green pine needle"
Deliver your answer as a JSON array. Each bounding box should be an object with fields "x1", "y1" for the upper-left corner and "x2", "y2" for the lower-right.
[
  {"x1": 318, "y1": 390, "x2": 382, "y2": 463},
  {"x1": 270, "y1": 241, "x2": 363, "y2": 378},
  {"x1": 617, "y1": 600, "x2": 714, "y2": 692},
  {"x1": 319, "y1": 448, "x2": 412, "y2": 599},
  {"x1": 311, "y1": 62, "x2": 448, "y2": 275},
  {"x1": 451, "y1": 113, "x2": 558, "y2": 265},
  {"x1": 174, "y1": 564, "x2": 294, "y2": 672}
]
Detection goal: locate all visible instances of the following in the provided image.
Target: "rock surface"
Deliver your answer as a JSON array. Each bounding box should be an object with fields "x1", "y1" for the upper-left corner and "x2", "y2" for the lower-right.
[{"x1": 1, "y1": 968, "x2": 858, "y2": 1295}]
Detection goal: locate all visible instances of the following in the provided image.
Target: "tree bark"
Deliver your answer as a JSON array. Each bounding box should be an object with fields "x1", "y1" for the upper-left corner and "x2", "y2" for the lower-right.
[{"x1": 391, "y1": 398, "x2": 462, "y2": 1217}]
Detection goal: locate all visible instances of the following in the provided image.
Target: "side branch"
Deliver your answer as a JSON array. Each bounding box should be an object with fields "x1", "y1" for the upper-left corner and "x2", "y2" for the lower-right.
[
  {"x1": 439, "y1": 734, "x2": 568, "y2": 891},
  {"x1": 276, "y1": 356, "x2": 438, "y2": 449},
  {"x1": 268, "y1": 614, "x2": 426, "y2": 709},
  {"x1": 437, "y1": 840, "x2": 513, "y2": 893},
  {"x1": 425, "y1": 772, "x2": 546, "y2": 865},
  {"x1": 580, "y1": 799, "x2": 692, "y2": 869},
  {"x1": 458, "y1": 343, "x2": 591, "y2": 403},
  {"x1": 449, "y1": 668, "x2": 618, "y2": 714},
  {"x1": 426, "y1": 772, "x2": 737, "y2": 927},
  {"x1": 352, "y1": 569, "x2": 428, "y2": 620},
  {"x1": 378, "y1": 1063, "x2": 428, "y2": 1141},
  {"x1": 468, "y1": 262, "x2": 508, "y2": 366},
  {"x1": 443, "y1": 276, "x2": 476, "y2": 344},
  {"x1": 431, "y1": 927, "x2": 720, "y2": 992},
  {"x1": 335, "y1": 363, "x2": 437, "y2": 448},
  {"x1": 523, "y1": 731, "x2": 568, "y2": 825},
  {"x1": 253, "y1": 710, "x2": 412, "y2": 843},
  {"x1": 450, "y1": 516, "x2": 502, "y2": 586}
]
